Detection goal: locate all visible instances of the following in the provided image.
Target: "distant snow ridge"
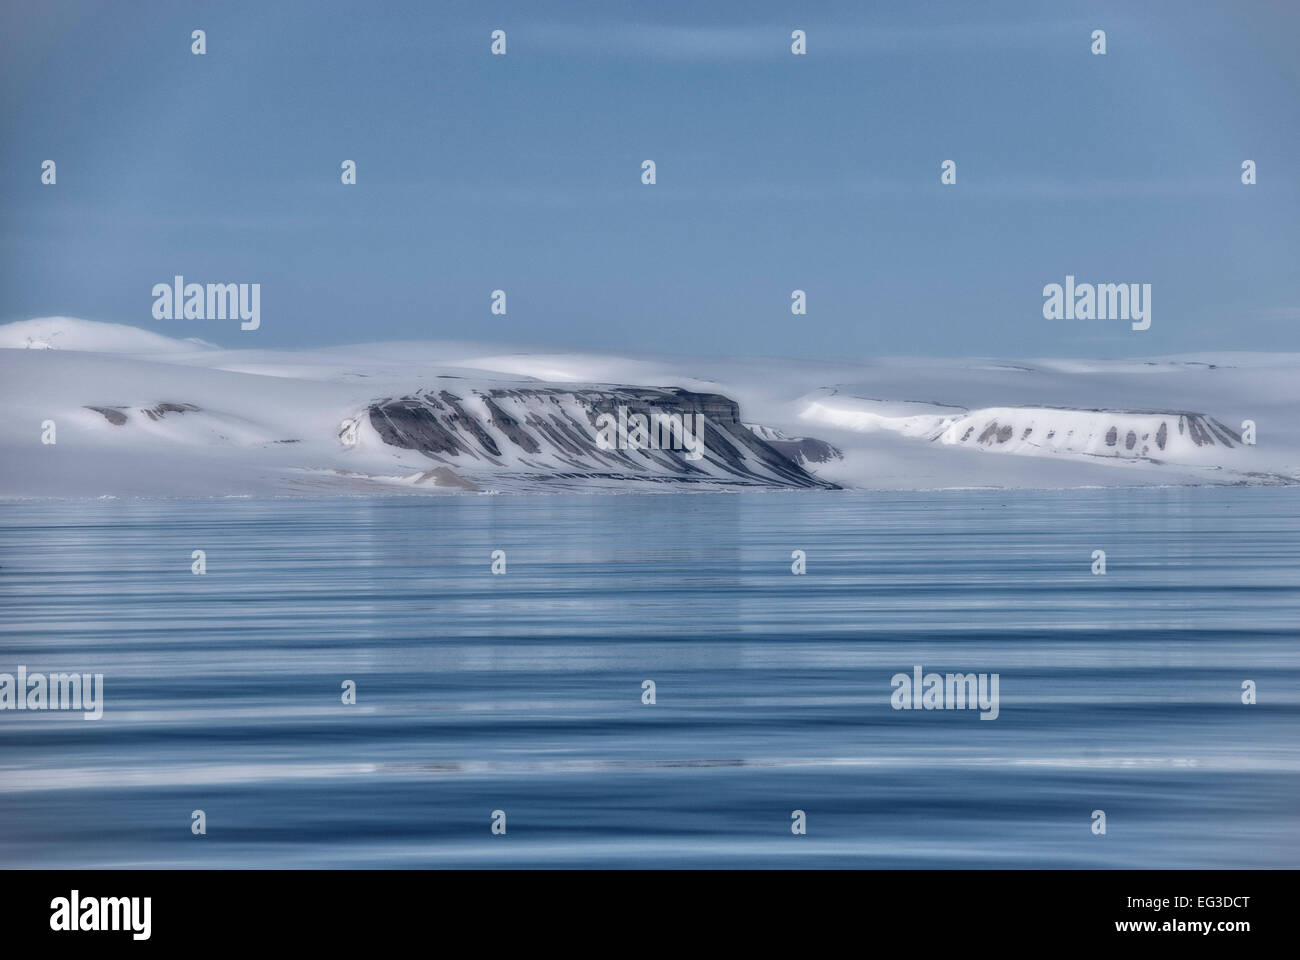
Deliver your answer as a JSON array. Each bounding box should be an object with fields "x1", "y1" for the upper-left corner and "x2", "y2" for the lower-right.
[
  {"x1": 82, "y1": 400, "x2": 284, "y2": 446},
  {"x1": 743, "y1": 423, "x2": 843, "y2": 465},
  {"x1": 801, "y1": 396, "x2": 1243, "y2": 464},
  {"x1": 0, "y1": 317, "x2": 215, "y2": 354},
  {"x1": 937, "y1": 408, "x2": 1242, "y2": 460},
  {"x1": 367, "y1": 386, "x2": 838, "y2": 489}
]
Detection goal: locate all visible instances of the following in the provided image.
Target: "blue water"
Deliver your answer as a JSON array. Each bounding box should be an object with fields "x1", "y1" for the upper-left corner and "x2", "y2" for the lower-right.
[{"x1": 1, "y1": 489, "x2": 1297, "y2": 868}]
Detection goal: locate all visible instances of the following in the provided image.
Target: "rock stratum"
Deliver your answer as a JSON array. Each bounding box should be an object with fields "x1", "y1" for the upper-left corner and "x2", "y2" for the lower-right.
[{"x1": 364, "y1": 387, "x2": 838, "y2": 490}]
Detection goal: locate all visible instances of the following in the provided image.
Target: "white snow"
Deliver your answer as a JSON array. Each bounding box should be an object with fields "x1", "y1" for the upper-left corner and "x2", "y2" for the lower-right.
[
  {"x1": 2, "y1": 317, "x2": 1297, "y2": 496},
  {"x1": 0, "y1": 317, "x2": 218, "y2": 355}
]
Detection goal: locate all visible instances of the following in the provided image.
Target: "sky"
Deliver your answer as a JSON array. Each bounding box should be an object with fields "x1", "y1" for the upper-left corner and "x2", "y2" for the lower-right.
[{"x1": 1, "y1": 0, "x2": 1297, "y2": 360}]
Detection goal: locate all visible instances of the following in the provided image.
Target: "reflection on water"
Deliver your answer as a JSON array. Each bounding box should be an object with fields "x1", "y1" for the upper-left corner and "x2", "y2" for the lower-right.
[{"x1": 1, "y1": 488, "x2": 1298, "y2": 867}]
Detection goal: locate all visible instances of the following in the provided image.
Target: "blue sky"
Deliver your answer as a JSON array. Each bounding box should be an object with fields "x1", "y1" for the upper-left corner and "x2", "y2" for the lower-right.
[{"x1": 1, "y1": 0, "x2": 1297, "y2": 359}]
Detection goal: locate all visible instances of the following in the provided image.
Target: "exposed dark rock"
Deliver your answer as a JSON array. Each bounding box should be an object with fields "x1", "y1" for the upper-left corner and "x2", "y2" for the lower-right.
[
  {"x1": 368, "y1": 386, "x2": 838, "y2": 489},
  {"x1": 742, "y1": 424, "x2": 843, "y2": 465},
  {"x1": 977, "y1": 422, "x2": 1014, "y2": 444},
  {"x1": 761, "y1": 435, "x2": 843, "y2": 465},
  {"x1": 142, "y1": 402, "x2": 199, "y2": 421},
  {"x1": 85, "y1": 406, "x2": 127, "y2": 425},
  {"x1": 416, "y1": 466, "x2": 478, "y2": 491}
]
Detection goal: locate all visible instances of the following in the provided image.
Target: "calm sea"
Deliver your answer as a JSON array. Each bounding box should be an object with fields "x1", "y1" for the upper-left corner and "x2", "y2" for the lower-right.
[{"x1": 1, "y1": 488, "x2": 1297, "y2": 867}]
